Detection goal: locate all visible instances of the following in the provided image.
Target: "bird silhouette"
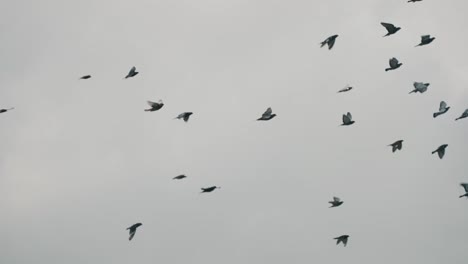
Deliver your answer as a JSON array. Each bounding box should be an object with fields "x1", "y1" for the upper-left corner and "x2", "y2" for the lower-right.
[
  {"x1": 125, "y1": 66, "x2": 139, "y2": 79},
  {"x1": 459, "y1": 183, "x2": 468, "y2": 198},
  {"x1": 415, "y1": 35, "x2": 435, "y2": 47},
  {"x1": 341, "y1": 112, "x2": 355, "y2": 126},
  {"x1": 385, "y1": 57, "x2": 402, "y2": 71},
  {"x1": 79, "y1": 75, "x2": 91, "y2": 79},
  {"x1": 389, "y1": 140, "x2": 404, "y2": 152},
  {"x1": 432, "y1": 144, "x2": 448, "y2": 159},
  {"x1": 409, "y1": 82, "x2": 430, "y2": 94},
  {"x1": 0, "y1": 107, "x2": 14, "y2": 114},
  {"x1": 338, "y1": 85, "x2": 353, "y2": 93},
  {"x1": 334, "y1": 235, "x2": 349, "y2": 247},
  {"x1": 455, "y1": 109, "x2": 468, "y2": 121},
  {"x1": 329, "y1": 197, "x2": 344, "y2": 208},
  {"x1": 320, "y1": 35, "x2": 339, "y2": 50},
  {"x1": 126, "y1": 223, "x2": 142, "y2": 241},
  {"x1": 175, "y1": 112, "x2": 193, "y2": 122},
  {"x1": 145, "y1": 100, "x2": 164, "y2": 112},
  {"x1": 173, "y1": 175, "x2": 187, "y2": 180},
  {"x1": 433, "y1": 101, "x2": 450, "y2": 118},
  {"x1": 381, "y1": 22, "x2": 401, "y2": 37},
  {"x1": 257, "y1": 107, "x2": 276, "y2": 121},
  {"x1": 408, "y1": 0, "x2": 423, "y2": 2},
  {"x1": 201, "y1": 186, "x2": 220, "y2": 193}
]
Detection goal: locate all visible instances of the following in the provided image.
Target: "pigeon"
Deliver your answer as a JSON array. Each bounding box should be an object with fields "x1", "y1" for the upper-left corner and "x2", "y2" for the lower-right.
[
  {"x1": 80, "y1": 75, "x2": 91, "y2": 79},
  {"x1": 334, "y1": 235, "x2": 349, "y2": 247},
  {"x1": 320, "y1": 35, "x2": 339, "y2": 50},
  {"x1": 201, "y1": 186, "x2": 220, "y2": 193},
  {"x1": 175, "y1": 112, "x2": 193, "y2": 122},
  {"x1": 0, "y1": 107, "x2": 14, "y2": 114},
  {"x1": 455, "y1": 109, "x2": 468, "y2": 121},
  {"x1": 385, "y1": 57, "x2": 402, "y2": 71},
  {"x1": 173, "y1": 174, "x2": 187, "y2": 180},
  {"x1": 432, "y1": 144, "x2": 448, "y2": 159},
  {"x1": 257, "y1": 107, "x2": 276, "y2": 121},
  {"x1": 415, "y1": 35, "x2": 435, "y2": 47},
  {"x1": 329, "y1": 197, "x2": 344, "y2": 208},
  {"x1": 341, "y1": 112, "x2": 355, "y2": 126},
  {"x1": 389, "y1": 140, "x2": 404, "y2": 152},
  {"x1": 125, "y1": 66, "x2": 139, "y2": 79},
  {"x1": 381, "y1": 23, "x2": 401, "y2": 37},
  {"x1": 409, "y1": 82, "x2": 430, "y2": 94},
  {"x1": 338, "y1": 85, "x2": 353, "y2": 93},
  {"x1": 127, "y1": 223, "x2": 142, "y2": 241},
  {"x1": 145, "y1": 100, "x2": 164, "y2": 112},
  {"x1": 408, "y1": 0, "x2": 423, "y2": 2},
  {"x1": 433, "y1": 101, "x2": 450, "y2": 118},
  {"x1": 460, "y1": 183, "x2": 468, "y2": 198}
]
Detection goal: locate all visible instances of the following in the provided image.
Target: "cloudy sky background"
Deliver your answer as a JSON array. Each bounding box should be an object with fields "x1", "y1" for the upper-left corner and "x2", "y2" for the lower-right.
[{"x1": 1, "y1": 0, "x2": 468, "y2": 263}]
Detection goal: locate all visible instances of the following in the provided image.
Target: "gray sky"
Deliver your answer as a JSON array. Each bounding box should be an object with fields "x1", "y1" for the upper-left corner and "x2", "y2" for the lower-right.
[{"x1": 1, "y1": 0, "x2": 468, "y2": 263}]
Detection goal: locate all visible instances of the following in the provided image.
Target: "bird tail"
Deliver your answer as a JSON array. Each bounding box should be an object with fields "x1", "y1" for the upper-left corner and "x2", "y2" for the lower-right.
[
  {"x1": 433, "y1": 112, "x2": 439, "y2": 118},
  {"x1": 409, "y1": 90, "x2": 415, "y2": 94},
  {"x1": 455, "y1": 117, "x2": 461, "y2": 121},
  {"x1": 320, "y1": 41, "x2": 326, "y2": 48},
  {"x1": 431, "y1": 150, "x2": 437, "y2": 154},
  {"x1": 144, "y1": 109, "x2": 152, "y2": 112},
  {"x1": 385, "y1": 68, "x2": 390, "y2": 72},
  {"x1": 415, "y1": 44, "x2": 421, "y2": 47}
]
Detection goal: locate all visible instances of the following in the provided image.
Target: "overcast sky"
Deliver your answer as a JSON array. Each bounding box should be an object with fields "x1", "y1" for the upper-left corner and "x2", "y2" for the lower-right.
[{"x1": 1, "y1": 0, "x2": 468, "y2": 263}]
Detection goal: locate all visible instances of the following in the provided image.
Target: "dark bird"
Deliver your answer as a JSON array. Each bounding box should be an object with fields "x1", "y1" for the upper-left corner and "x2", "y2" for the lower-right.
[
  {"x1": 201, "y1": 186, "x2": 220, "y2": 193},
  {"x1": 433, "y1": 101, "x2": 450, "y2": 118},
  {"x1": 455, "y1": 109, "x2": 468, "y2": 121},
  {"x1": 334, "y1": 235, "x2": 349, "y2": 247},
  {"x1": 381, "y1": 23, "x2": 401, "y2": 37},
  {"x1": 409, "y1": 82, "x2": 430, "y2": 94},
  {"x1": 145, "y1": 100, "x2": 164, "y2": 112},
  {"x1": 257, "y1": 107, "x2": 276, "y2": 121},
  {"x1": 432, "y1": 144, "x2": 448, "y2": 159},
  {"x1": 329, "y1": 197, "x2": 344, "y2": 208},
  {"x1": 173, "y1": 174, "x2": 187, "y2": 180},
  {"x1": 126, "y1": 223, "x2": 142, "y2": 241},
  {"x1": 320, "y1": 35, "x2": 339, "y2": 50},
  {"x1": 415, "y1": 35, "x2": 435, "y2": 47},
  {"x1": 341, "y1": 112, "x2": 355, "y2": 126},
  {"x1": 0, "y1": 107, "x2": 14, "y2": 114},
  {"x1": 408, "y1": 0, "x2": 423, "y2": 2},
  {"x1": 80, "y1": 75, "x2": 91, "y2": 79},
  {"x1": 459, "y1": 183, "x2": 468, "y2": 198},
  {"x1": 389, "y1": 140, "x2": 404, "y2": 152},
  {"x1": 385, "y1": 57, "x2": 402, "y2": 71},
  {"x1": 125, "y1": 66, "x2": 139, "y2": 79},
  {"x1": 175, "y1": 112, "x2": 193, "y2": 122},
  {"x1": 338, "y1": 85, "x2": 353, "y2": 93}
]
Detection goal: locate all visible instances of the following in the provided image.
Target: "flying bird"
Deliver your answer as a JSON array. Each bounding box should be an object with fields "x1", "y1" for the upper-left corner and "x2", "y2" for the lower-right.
[
  {"x1": 341, "y1": 112, "x2": 355, "y2": 126},
  {"x1": 408, "y1": 0, "x2": 423, "y2": 2},
  {"x1": 80, "y1": 75, "x2": 91, "y2": 79},
  {"x1": 175, "y1": 112, "x2": 193, "y2": 122},
  {"x1": 381, "y1": 23, "x2": 401, "y2": 37},
  {"x1": 145, "y1": 100, "x2": 164, "y2": 112},
  {"x1": 455, "y1": 109, "x2": 468, "y2": 121},
  {"x1": 460, "y1": 183, "x2": 468, "y2": 198},
  {"x1": 126, "y1": 223, "x2": 142, "y2": 241},
  {"x1": 334, "y1": 235, "x2": 349, "y2": 247},
  {"x1": 415, "y1": 35, "x2": 435, "y2": 47},
  {"x1": 0, "y1": 107, "x2": 14, "y2": 114},
  {"x1": 433, "y1": 101, "x2": 450, "y2": 118},
  {"x1": 125, "y1": 66, "x2": 139, "y2": 79},
  {"x1": 320, "y1": 35, "x2": 339, "y2": 50},
  {"x1": 257, "y1": 107, "x2": 276, "y2": 121},
  {"x1": 409, "y1": 82, "x2": 430, "y2": 94},
  {"x1": 173, "y1": 174, "x2": 187, "y2": 180},
  {"x1": 389, "y1": 140, "x2": 404, "y2": 152},
  {"x1": 329, "y1": 197, "x2": 344, "y2": 208},
  {"x1": 385, "y1": 57, "x2": 402, "y2": 71},
  {"x1": 201, "y1": 186, "x2": 220, "y2": 193},
  {"x1": 338, "y1": 85, "x2": 353, "y2": 93},
  {"x1": 432, "y1": 144, "x2": 448, "y2": 159}
]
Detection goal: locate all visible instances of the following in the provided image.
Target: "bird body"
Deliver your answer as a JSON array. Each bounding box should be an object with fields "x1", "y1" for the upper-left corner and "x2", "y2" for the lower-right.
[
  {"x1": 80, "y1": 75, "x2": 91, "y2": 79},
  {"x1": 338, "y1": 85, "x2": 353, "y2": 93},
  {"x1": 455, "y1": 109, "x2": 468, "y2": 121},
  {"x1": 334, "y1": 235, "x2": 349, "y2": 247},
  {"x1": 433, "y1": 101, "x2": 450, "y2": 118},
  {"x1": 257, "y1": 107, "x2": 276, "y2": 121},
  {"x1": 173, "y1": 175, "x2": 187, "y2": 180},
  {"x1": 408, "y1": 0, "x2": 423, "y2": 2},
  {"x1": 127, "y1": 223, "x2": 142, "y2": 241},
  {"x1": 329, "y1": 197, "x2": 343, "y2": 208},
  {"x1": 416, "y1": 35, "x2": 435, "y2": 47},
  {"x1": 0, "y1": 107, "x2": 14, "y2": 114},
  {"x1": 381, "y1": 22, "x2": 401, "y2": 37},
  {"x1": 175, "y1": 112, "x2": 193, "y2": 122},
  {"x1": 125, "y1": 66, "x2": 139, "y2": 79},
  {"x1": 341, "y1": 112, "x2": 355, "y2": 126},
  {"x1": 201, "y1": 186, "x2": 220, "y2": 193},
  {"x1": 409, "y1": 82, "x2": 430, "y2": 94},
  {"x1": 320, "y1": 35, "x2": 339, "y2": 50},
  {"x1": 432, "y1": 144, "x2": 448, "y2": 159},
  {"x1": 460, "y1": 183, "x2": 468, "y2": 198},
  {"x1": 385, "y1": 57, "x2": 402, "y2": 71},
  {"x1": 389, "y1": 140, "x2": 404, "y2": 152},
  {"x1": 145, "y1": 100, "x2": 164, "y2": 112}
]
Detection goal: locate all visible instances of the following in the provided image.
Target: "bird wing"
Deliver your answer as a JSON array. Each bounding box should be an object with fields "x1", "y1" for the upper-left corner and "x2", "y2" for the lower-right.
[
  {"x1": 333, "y1": 197, "x2": 340, "y2": 202},
  {"x1": 463, "y1": 109, "x2": 468, "y2": 116},
  {"x1": 147, "y1": 101, "x2": 157, "y2": 107},
  {"x1": 262, "y1": 107, "x2": 273, "y2": 117},
  {"x1": 328, "y1": 38, "x2": 336, "y2": 49},
  {"x1": 176, "y1": 113, "x2": 185, "y2": 119},
  {"x1": 461, "y1": 183, "x2": 468, "y2": 192},
  {"x1": 381, "y1": 22, "x2": 395, "y2": 32},
  {"x1": 342, "y1": 237, "x2": 348, "y2": 246},
  {"x1": 129, "y1": 230, "x2": 136, "y2": 241},
  {"x1": 183, "y1": 114, "x2": 191, "y2": 122},
  {"x1": 342, "y1": 114, "x2": 351, "y2": 124},
  {"x1": 129, "y1": 66, "x2": 136, "y2": 74},
  {"x1": 389, "y1": 58, "x2": 398, "y2": 67},
  {"x1": 439, "y1": 101, "x2": 447, "y2": 111},
  {"x1": 421, "y1": 35, "x2": 430, "y2": 41},
  {"x1": 438, "y1": 148, "x2": 445, "y2": 159},
  {"x1": 347, "y1": 112, "x2": 352, "y2": 121}
]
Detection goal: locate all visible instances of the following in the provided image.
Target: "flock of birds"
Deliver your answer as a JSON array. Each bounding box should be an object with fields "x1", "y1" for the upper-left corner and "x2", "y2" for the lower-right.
[{"x1": 2, "y1": 0, "x2": 468, "y2": 249}]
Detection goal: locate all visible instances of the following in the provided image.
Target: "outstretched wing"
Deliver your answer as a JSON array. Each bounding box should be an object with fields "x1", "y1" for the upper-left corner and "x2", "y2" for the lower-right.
[
  {"x1": 421, "y1": 35, "x2": 430, "y2": 41},
  {"x1": 333, "y1": 197, "x2": 340, "y2": 202},
  {"x1": 129, "y1": 230, "x2": 136, "y2": 241},
  {"x1": 342, "y1": 114, "x2": 350, "y2": 124},
  {"x1": 183, "y1": 113, "x2": 191, "y2": 122},
  {"x1": 262, "y1": 107, "x2": 273, "y2": 117},
  {"x1": 328, "y1": 38, "x2": 336, "y2": 49},
  {"x1": 129, "y1": 66, "x2": 136, "y2": 74},
  {"x1": 381, "y1": 22, "x2": 396, "y2": 32},
  {"x1": 461, "y1": 183, "x2": 468, "y2": 193},
  {"x1": 439, "y1": 101, "x2": 447, "y2": 111},
  {"x1": 389, "y1": 58, "x2": 398, "y2": 67},
  {"x1": 438, "y1": 148, "x2": 445, "y2": 159},
  {"x1": 347, "y1": 112, "x2": 352, "y2": 121}
]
